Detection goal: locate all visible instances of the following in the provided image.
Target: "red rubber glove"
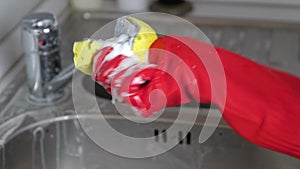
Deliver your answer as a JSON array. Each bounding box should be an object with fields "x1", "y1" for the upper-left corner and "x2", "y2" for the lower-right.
[{"x1": 93, "y1": 35, "x2": 300, "y2": 159}]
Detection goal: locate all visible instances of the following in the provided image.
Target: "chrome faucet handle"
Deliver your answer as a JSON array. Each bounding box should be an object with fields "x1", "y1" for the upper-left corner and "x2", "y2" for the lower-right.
[
  {"x1": 45, "y1": 64, "x2": 74, "y2": 93},
  {"x1": 22, "y1": 13, "x2": 73, "y2": 103}
]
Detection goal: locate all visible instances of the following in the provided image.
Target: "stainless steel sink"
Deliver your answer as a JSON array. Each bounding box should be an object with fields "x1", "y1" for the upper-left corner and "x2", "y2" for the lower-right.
[
  {"x1": 0, "y1": 70, "x2": 299, "y2": 169},
  {"x1": 1, "y1": 112, "x2": 300, "y2": 169},
  {"x1": 0, "y1": 10, "x2": 300, "y2": 169}
]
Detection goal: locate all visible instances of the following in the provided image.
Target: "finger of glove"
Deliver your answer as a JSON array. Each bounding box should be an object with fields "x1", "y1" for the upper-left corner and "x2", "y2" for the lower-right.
[{"x1": 93, "y1": 46, "x2": 130, "y2": 91}]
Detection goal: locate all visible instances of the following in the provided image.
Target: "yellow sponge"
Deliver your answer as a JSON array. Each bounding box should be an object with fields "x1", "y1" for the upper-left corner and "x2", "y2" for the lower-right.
[
  {"x1": 73, "y1": 40, "x2": 102, "y2": 75},
  {"x1": 125, "y1": 16, "x2": 158, "y2": 62},
  {"x1": 73, "y1": 17, "x2": 158, "y2": 75}
]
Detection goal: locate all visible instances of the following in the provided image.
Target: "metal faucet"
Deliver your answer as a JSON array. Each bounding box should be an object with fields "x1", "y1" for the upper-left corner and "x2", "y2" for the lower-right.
[{"x1": 22, "y1": 13, "x2": 74, "y2": 103}]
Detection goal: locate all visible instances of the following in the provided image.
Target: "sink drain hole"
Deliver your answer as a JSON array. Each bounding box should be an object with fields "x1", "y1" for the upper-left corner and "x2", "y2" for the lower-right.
[
  {"x1": 179, "y1": 131, "x2": 191, "y2": 145},
  {"x1": 154, "y1": 129, "x2": 191, "y2": 145},
  {"x1": 179, "y1": 131, "x2": 183, "y2": 144},
  {"x1": 154, "y1": 129, "x2": 159, "y2": 142},
  {"x1": 186, "y1": 132, "x2": 191, "y2": 145},
  {"x1": 162, "y1": 129, "x2": 167, "y2": 143}
]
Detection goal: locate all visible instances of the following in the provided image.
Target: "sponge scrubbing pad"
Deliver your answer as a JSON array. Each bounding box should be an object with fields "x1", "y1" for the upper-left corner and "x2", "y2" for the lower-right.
[
  {"x1": 125, "y1": 16, "x2": 158, "y2": 62},
  {"x1": 73, "y1": 16, "x2": 158, "y2": 75},
  {"x1": 73, "y1": 40, "x2": 102, "y2": 75}
]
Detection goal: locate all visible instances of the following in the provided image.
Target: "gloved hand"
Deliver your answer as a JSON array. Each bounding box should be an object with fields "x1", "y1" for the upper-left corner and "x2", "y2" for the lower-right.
[
  {"x1": 73, "y1": 16, "x2": 300, "y2": 159},
  {"x1": 93, "y1": 35, "x2": 300, "y2": 159},
  {"x1": 93, "y1": 35, "x2": 218, "y2": 117}
]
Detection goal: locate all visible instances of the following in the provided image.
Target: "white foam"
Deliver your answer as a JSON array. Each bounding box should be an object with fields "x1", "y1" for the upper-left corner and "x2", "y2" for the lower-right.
[{"x1": 91, "y1": 34, "x2": 157, "y2": 111}]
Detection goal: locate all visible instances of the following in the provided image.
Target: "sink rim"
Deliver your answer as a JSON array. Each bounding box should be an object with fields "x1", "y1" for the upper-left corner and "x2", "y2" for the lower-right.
[{"x1": 0, "y1": 109, "x2": 229, "y2": 145}]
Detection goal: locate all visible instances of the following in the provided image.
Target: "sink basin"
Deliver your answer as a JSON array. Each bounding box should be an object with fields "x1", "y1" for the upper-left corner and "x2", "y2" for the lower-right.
[
  {"x1": 0, "y1": 10, "x2": 300, "y2": 169},
  {"x1": 1, "y1": 113, "x2": 299, "y2": 169},
  {"x1": 1, "y1": 69, "x2": 299, "y2": 168},
  {"x1": 0, "y1": 69, "x2": 298, "y2": 169}
]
